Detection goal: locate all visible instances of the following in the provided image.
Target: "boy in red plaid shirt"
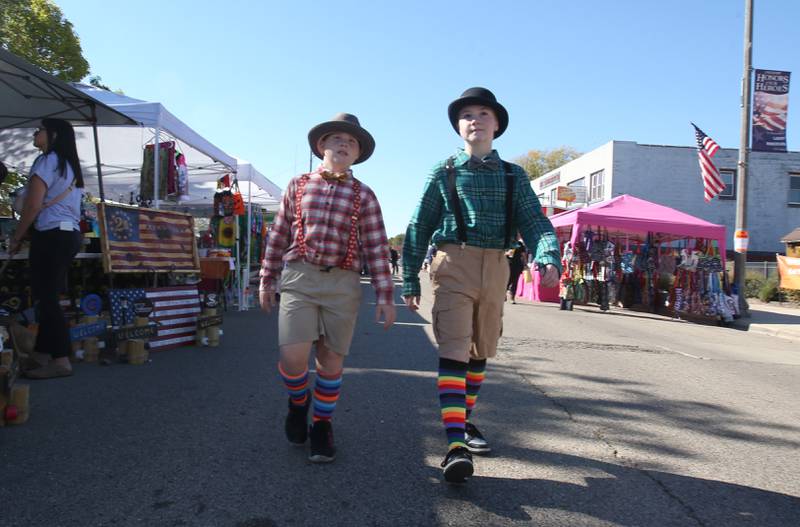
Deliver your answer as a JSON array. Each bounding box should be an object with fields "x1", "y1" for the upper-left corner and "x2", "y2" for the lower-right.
[{"x1": 260, "y1": 113, "x2": 396, "y2": 462}]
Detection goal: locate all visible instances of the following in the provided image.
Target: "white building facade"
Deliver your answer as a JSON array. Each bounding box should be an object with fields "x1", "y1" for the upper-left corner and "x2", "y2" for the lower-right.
[{"x1": 534, "y1": 140, "x2": 800, "y2": 255}]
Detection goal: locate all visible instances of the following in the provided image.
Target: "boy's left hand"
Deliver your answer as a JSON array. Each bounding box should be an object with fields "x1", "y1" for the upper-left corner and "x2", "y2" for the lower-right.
[
  {"x1": 376, "y1": 303, "x2": 396, "y2": 329},
  {"x1": 540, "y1": 264, "x2": 559, "y2": 288}
]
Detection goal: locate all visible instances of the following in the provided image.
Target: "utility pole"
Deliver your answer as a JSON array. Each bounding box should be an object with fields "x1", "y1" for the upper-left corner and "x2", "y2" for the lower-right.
[{"x1": 734, "y1": 0, "x2": 753, "y2": 316}]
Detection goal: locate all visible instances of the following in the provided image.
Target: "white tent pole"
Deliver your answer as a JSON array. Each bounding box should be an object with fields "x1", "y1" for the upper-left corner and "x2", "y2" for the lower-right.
[
  {"x1": 245, "y1": 179, "x2": 253, "y2": 311},
  {"x1": 154, "y1": 126, "x2": 160, "y2": 209},
  {"x1": 235, "y1": 208, "x2": 242, "y2": 312}
]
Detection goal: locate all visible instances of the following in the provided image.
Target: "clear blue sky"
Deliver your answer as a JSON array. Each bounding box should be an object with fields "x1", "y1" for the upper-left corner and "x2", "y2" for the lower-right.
[{"x1": 57, "y1": 0, "x2": 798, "y2": 237}]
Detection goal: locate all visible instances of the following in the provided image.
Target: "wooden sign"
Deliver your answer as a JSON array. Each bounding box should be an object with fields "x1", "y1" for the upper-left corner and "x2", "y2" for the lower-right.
[
  {"x1": 197, "y1": 314, "x2": 223, "y2": 329},
  {"x1": 97, "y1": 203, "x2": 200, "y2": 274},
  {"x1": 114, "y1": 324, "x2": 159, "y2": 341},
  {"x1": 69, "y1": 321, "x2": 108, "y2": 341}
]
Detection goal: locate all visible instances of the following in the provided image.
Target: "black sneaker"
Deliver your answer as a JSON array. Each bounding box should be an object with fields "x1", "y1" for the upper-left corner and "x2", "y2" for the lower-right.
[
  {"x1": 309, "y1": 420, "x2": 336, "y2": 463},
  {"x1": 465, "y1": 422, "x2": 491, "y2": 455},
  {"x1": 441, "y1": 446, "x2": 473, "y2": 484},
  {"x1": 285, "y1": 398, "x2": 309, "y2": 445}
]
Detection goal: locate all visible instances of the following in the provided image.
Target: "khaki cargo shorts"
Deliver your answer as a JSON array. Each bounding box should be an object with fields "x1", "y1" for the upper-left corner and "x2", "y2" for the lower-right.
[
  {"x1": 430, "y1": 244, "x2": 510, "y2": 362},
  {"x1": 278, "y1": 260, "x2": 363, "y2": 356}
]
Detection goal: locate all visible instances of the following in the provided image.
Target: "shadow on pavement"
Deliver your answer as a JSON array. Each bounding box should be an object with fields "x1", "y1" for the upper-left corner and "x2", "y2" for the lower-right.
[{"x1": 2, "y1": 279, "x2": 799, "y2": 526}]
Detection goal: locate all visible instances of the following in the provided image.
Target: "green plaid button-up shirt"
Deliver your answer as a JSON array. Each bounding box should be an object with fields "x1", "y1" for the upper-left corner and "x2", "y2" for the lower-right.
[{"x1": 402, "y1": 149, "x2": 561, "y2": 297}]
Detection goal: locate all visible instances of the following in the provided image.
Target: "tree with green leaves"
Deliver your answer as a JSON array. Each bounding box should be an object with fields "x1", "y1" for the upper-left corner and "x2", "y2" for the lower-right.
[
  {"x1": 0, "y1": 167, "x2": 27, "y2": 216},
  {"x1": 388, "y1": 233, "x2": 405, "y2": 249},
  {"x1": 514, "y1": 146, "x2": 582, "y2": 181},
  {"x1": 0, "y1": 0, "x2": 89, "y2": 81}
]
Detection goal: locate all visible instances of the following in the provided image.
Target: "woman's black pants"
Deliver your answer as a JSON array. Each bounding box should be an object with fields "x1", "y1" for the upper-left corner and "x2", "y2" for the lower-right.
[
  {"x1": 507, "y1": 265, "x2": 524, "y2": 297},
  {"x1": 29, "y1": 228, "x2": 82, "y2": 359}
]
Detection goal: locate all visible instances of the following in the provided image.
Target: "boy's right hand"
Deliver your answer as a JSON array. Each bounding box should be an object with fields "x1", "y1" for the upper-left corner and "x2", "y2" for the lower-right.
[
  {"x1": 259, "y1": 289, "x2": 277, "y2": 313},
  {"x1": 403, "y1": 295, "x2": 420, "y2": 312}
]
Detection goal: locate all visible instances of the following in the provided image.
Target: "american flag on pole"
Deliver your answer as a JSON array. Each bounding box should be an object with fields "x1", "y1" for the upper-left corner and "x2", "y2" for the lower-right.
[
  {"x1": 692, "y1": 123, "x2": 725, "y2": 202},
  {"x1": 99, "y1": 204, "x2": 200, "y2": 273},
  {"x1": 108, "y1": 286, "x2": 201, "y2": 351}
]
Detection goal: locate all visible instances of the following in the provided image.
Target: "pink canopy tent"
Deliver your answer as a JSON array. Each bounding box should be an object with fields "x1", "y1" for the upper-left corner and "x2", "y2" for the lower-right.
[
  {"x1": 548, "y1": 194, "x2": 727, "y2": 260},
  {"x1": 515, "y1": 195, "x2": 727, "y2": 303}
]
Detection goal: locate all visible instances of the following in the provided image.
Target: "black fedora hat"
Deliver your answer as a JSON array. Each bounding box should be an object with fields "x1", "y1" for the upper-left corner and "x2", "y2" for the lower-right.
[
  {"x1": 308, "y1": 113, "x2": 375, "y2": 164},
  {"x1": 447, "y1": 87, "x2": 509, "y2": 138}
]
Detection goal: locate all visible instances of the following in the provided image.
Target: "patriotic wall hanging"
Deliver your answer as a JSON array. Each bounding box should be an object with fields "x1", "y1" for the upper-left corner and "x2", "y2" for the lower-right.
[
  {"x1": 98, "y1": 203, "x2": 200, "y2": 274},
  {"x1": 752, "y1": 69, "x2": 790, "y2": 152},
  {"x1": 109, "y1": 286, "x2": 202, "y2": 351}
]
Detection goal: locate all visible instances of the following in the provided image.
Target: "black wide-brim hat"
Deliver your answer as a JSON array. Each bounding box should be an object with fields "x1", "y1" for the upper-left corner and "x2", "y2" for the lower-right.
[
  {"x1": 447, "y1": 87, "x2": 509, "y2": 138},
  {"x1": 308, "y1": 113, "x2": 375, "y2": 164}
]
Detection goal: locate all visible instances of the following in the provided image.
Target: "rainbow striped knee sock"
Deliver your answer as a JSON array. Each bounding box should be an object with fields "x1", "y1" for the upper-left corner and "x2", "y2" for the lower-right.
[
  {"x1": 279, "y1": 362, "x2": 308, "y2": 407},
  {"x1": 438, "y1": 358, "x2": 468, "y2": 450},
  {"x1": 466, "y1": 358, "x2": 487, "y2": 421},
  {"x1": 312, "y1": 369, "x2": 342, "y2": 422}
]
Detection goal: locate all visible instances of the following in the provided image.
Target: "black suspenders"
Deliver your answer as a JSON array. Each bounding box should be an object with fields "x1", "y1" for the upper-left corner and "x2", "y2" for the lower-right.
[{"x1": 445, "y1": 156, "x2": 516, "y2": 248}]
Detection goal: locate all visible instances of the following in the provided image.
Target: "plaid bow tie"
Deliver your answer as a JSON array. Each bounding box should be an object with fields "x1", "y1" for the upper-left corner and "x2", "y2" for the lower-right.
[
  {"x1": 320, "y1": 170, "x2": 350, "y2": 182},
  {"x1": 467, "y1": 157, "x2": 500, "y2": 171}
]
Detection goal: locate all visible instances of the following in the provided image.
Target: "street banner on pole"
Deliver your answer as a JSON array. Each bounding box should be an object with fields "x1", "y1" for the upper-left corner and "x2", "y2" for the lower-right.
[
  {"x1": 752, "y1": 69, "x2": 790, "y2": 152},
  {"x1": 776, "y1": 254, "x2": 800, "y2": 290}
]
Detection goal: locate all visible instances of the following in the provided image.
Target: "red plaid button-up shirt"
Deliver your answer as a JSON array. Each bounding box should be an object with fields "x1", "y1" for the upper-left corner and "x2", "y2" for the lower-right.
[{"x1": 260, "y1": 167, "x2": 394, "y2": 305}]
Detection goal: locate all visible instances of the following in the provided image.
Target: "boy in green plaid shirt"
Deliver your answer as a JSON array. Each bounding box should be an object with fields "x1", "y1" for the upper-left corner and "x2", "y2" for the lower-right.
[{"x1": 402, "y1": 87, "x2": 561, "y2": 484}]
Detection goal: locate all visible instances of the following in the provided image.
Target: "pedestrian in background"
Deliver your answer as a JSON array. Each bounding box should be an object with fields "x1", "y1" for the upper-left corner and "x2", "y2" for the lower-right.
[
  {"x1": 506, "y1": 240, "x2": 527, "y2": 304},
  {"x1": 259, "y1": 113, "x2": 395, "y2": 463},
  {"x1": 402, "y1": 88, "x2": 560, "y2": 484},
  {"x1": 389, "y1": 246, "x2": 399, "y2": 275},
  {"x1": 9, "y1": 118, "x2": 84, "y2": 379}
]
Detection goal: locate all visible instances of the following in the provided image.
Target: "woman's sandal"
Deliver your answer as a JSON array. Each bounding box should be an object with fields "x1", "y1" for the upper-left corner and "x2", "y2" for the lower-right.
[
  {"x1": 20, "y1": 354, "x2": 48, "y2": 372},
  {"x1": 24, "y1": 362, "x2": 73, "y2": 380}
]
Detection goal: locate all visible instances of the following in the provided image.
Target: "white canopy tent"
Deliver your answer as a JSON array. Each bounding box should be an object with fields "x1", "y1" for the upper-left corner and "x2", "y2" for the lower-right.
[
  {"x1": 0, "y1": 83, "x2": 239, "y2": 203},
  {"x1": 0, "y1": 68, "x2": 283, "y2": 311},
  {"x1": 0, "y1": 49, "x2": 135, "y2": 128},
  {"x1": 0, "y1": 48, "x2": 137, "y2": 200}
]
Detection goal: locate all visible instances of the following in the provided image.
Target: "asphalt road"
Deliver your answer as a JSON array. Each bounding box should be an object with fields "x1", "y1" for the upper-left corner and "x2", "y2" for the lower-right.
[{"x1": 2, "y1": 274, "x2": 799, "y2": 526}]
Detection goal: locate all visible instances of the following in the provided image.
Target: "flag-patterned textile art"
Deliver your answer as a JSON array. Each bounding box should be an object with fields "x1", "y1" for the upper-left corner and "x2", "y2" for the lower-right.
[
  {"x1": 692, "y1": 123, "x2": 725, "y2": 202},
  {"x1": 145, "y1": 286, "x2": 202, "y2": 351},
  {"x1": 99, "y1": 204, "x2": 200, "y2": 273},
  {"x1": 108, "y1": 286, "x2": 201, "y2": 351},
  {"x1": 108, "y1": 288, "x2": 146, "y2": 326}
]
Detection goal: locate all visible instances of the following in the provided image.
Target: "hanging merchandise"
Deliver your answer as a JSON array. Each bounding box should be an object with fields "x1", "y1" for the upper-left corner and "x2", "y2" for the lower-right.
[
  {"x1": 176, "y1": 153, "x2": 190, "y2": 201},
  {"x1": 213, "y1": 186, "x2": 235, "y2": 217},
  {"x1": 217, "y1": 216, "x2": 236, "y2": 247},
  {"x1": 232, "y1": 179, "x2": 246, "y2": 216},
  {"x1": 140, "y1": 141, "x2": 177, "y2": 201}
]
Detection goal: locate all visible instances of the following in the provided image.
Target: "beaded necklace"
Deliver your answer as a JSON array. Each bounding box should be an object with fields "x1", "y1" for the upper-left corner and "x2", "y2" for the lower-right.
[{"x1": 294, "y1": 173, "x2": 361, "y2": 269}]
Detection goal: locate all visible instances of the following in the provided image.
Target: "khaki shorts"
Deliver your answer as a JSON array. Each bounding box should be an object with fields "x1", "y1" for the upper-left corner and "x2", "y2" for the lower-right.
[
  {"x1": 430, "y1": 244, "x2": 510, "y2": 362},
  {"x1": 278, "y1": 260, "x2": 362, "y2": 356}
]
